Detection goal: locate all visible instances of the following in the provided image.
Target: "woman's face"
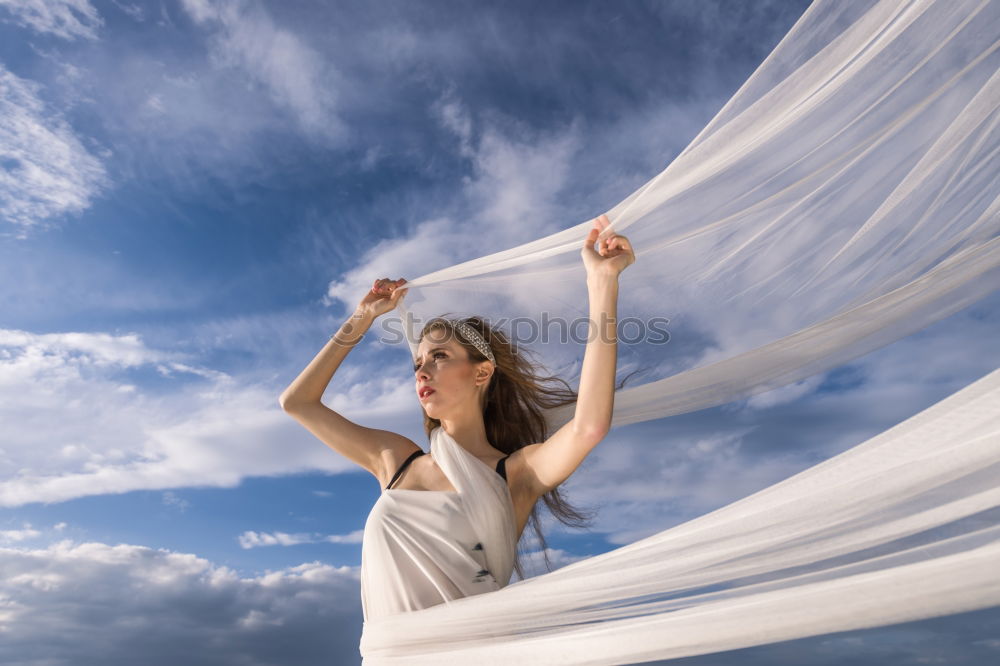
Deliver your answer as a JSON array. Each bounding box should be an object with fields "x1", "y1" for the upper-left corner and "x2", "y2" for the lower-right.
[{"x1": 413, "y1": 327, "x2": 482, "y2": 419}]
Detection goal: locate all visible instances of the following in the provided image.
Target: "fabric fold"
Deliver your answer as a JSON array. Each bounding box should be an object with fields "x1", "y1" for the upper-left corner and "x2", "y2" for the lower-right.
[
  {"x1": 360, "y1": 427, "x2": 518, "y2": 646},
  {"x1": 359, "y1": 0, "x2": 1000, "y2": 661}
]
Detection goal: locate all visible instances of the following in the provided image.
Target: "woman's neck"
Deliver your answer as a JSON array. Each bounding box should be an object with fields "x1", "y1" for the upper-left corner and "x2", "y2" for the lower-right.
[{"x1": 438, "y1": 417, "x2": 495, "y2": 457}]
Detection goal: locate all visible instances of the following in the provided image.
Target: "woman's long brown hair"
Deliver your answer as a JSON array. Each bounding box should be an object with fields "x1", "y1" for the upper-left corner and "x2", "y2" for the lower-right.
[{"x1": 418, "y1": 314, "x2": 637, "y2": 581}]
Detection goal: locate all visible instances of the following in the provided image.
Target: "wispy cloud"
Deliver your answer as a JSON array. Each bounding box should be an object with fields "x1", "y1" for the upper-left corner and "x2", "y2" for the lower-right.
[
  {"x1": 161, "y1": 491, "x2": 191, "y2": 512},
  {"x1": 0, "y1": 0, "x2": 103, "y2": 41},
  {"x1": 510, "y1": 547, "x2": 590, "y2": 582},
  {"x1": 325, "y1": 93, "x2": 583, "y2": 314},
  {"x1": 178, "y1": 0, "x2": 345, "y2": 142},
  {"x1": 237, "y1": 528, "x2": 364, "y2": 549},
  {"x1": 0, "y1": 64, "x2": 110, "y2": 238},
  {"x1": 109, "y1": 0, "x2": 143, "y2": 23},
  {"x1": 0, "y1": 523, "x2": 41, "y2": 544}
]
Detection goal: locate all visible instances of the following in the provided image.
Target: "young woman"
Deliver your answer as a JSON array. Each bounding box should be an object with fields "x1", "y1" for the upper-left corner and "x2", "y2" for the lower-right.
[{"x1": 279, "y1": 214, "x2": 635, "y2": 622}]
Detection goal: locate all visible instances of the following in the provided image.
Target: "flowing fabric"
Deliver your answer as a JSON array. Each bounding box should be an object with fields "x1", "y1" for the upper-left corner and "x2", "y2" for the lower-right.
[
  {"x1": 393, "y1": 0, "x2": 1000, "y2": 427},
  {"x1": 360, "y1": 366, "x2": 1000, "y2": 664},
  {"x1": 360, "y1": 427, "x2": 517, "y2": 622},
  {"x1": 359, "y1": 0, "x2": 1000, "y2": 661}
]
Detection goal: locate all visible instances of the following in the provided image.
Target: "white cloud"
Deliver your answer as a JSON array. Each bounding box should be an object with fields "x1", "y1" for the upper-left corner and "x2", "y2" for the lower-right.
[
  {"x1": 161, "y1": 491, "x2": 191, "y2": 512},
  {"x1": 738, "y1": 374, "x2": 825, "y2": 410},
  {"x1": 237, "y1": 529, "x2": 364, "y2": 549},
  {"x1": 0, "y1": 326, "x2": 422, "y2": 507},
  {"x1": 510, "y1": 547, "x2": 589, "y2": 582},
  {"x1": 432, "y1": 87, "x2": 474, "y2": 158},
  {"x1": 0, "y1": 328, "x2": 169, "y2": 368},
  {"x1": 0, "y1": 538, "x2": 996, "y2": 665},
  {"x1": 0, "y1": 64, "x2": 110, "y2": 237},
  {"x1": 360, "y1": 144, "x2": 382, "y2": 171},
  {"x1": 561, "y1": 425, "x2": 810, "y2": 545},
  {"x1": 467, "y1": 124, "x2": 581, "y2": 247},
  {"x1": 178, "y1": 0, "x2": 217, "y2": 24},
  {"x1": 178, "y1": 0, "x2": 344, "y2": 141},
  {"x1": 109, "y1": 0, "x2": 143, "y2": 22},
  {"x1": 0, "y1": 524, "x2": 41, "y2": 544},
  {"x1": 324, "y1": 215, "x2": 456, "y2": 311},
  {"x1": 0, "y1": 0, "x2": 103, "y2": 40},
  {"x1": 0, "y1": 539, "x2": 362, "y2": 664},
  {"x1": 325, "y1": 96, "x2": 582, "y2": 315}
]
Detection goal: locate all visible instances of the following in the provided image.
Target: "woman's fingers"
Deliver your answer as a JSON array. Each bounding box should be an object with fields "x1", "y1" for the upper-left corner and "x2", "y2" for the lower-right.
[
  {"x1": 593, "y1": 214, "x2": 619, "y2": 252},
  {"x1": 602, "y1": 235, "x2": 631, "y2": 256},
  {"x1": 372, "y1": 277, "x2": 407, "y2": 298},
  {"x1": 586, "y1": 216, "x2": 634, "y2": 262}
]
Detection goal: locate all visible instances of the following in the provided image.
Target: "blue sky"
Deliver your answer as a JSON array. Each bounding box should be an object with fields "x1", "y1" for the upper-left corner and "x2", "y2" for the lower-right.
[{"x1": 1, "y1": 0, "x2": 999, "y2": 664}]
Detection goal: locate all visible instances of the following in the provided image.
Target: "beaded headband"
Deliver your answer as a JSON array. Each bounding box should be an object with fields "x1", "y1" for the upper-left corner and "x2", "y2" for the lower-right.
[{"x1": 453, "y1": 320, "x2": 496, "y2": 365}]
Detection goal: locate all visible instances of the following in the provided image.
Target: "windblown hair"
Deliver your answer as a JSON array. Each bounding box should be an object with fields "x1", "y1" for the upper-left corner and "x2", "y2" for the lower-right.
[{"x1": 418, "y1": 314, "x2": 638, "y2": 580}]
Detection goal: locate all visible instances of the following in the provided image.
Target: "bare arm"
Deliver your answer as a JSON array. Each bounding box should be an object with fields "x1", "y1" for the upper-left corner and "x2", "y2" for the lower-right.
[
  {"x1": 278, "y1": 309, "x2": 373, "y2": 409},
  {"x1": 521, "y1": 216, "x2": 634, "y2": 494},
  {"x1": 573, "y1": 274, "x2": 618, "y2": 437},
  {"x1": 279, "y1": 279, "x2": 412, "y2": 481}
]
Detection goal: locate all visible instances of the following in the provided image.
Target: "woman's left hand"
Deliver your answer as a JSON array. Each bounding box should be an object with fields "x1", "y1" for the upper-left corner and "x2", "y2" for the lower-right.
[{"x1": 582, "y1": 214, "x2": 636, "y2": 279}]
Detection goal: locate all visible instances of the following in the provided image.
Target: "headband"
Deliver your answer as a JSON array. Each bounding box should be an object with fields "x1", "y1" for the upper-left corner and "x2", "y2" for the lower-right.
[{"x1": 453, "y1": 321, "x2": 496, "y2": 365}]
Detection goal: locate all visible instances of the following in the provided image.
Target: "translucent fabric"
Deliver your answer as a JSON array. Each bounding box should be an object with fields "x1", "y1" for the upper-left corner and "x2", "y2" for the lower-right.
[
  {"x1": 360, "y1": 0, "x2": 1000, "y2": 662},
  {"x1": 394, "y1": 0, "x2": 1000, "y2": 428},
  {"x1": 360, "y1": 366, "x2": 1000, "y2": 664}
]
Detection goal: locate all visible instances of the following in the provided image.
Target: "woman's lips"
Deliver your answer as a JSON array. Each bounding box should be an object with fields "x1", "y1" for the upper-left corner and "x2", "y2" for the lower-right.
[{"x1": 419, "y1": 388, "x2": 436, "y2": 400}]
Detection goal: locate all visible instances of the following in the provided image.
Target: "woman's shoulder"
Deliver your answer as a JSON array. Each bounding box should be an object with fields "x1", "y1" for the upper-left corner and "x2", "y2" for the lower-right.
[{"x1": 376, "y1": 436, "x2": 425, "y2": 488}]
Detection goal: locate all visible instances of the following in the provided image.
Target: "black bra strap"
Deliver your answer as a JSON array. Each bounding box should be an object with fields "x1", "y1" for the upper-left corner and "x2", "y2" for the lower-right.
[
  {"x1": 387, "y1": 449, "x2": 511, "y2": 490},
  {"x1": 386, "y1": 449, "x2": 425, "y2": 490},
  {"x1": 496, "y1": 455, "x2": 511, "y2": 482}
]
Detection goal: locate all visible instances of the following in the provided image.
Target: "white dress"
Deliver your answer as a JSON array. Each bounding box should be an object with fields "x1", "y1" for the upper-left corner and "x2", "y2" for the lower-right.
[{"x1": 360, "y1": 426, "x2": 519, "y2": 628}]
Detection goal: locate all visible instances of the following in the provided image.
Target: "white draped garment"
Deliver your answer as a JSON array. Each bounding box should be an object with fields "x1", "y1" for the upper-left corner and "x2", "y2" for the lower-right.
[
  {"x1": 355, "y1": 0, "x2": 1000, "y2": 661},
  {"x1": 360, "y1": 426, "x2": 518, "y2": 623}
]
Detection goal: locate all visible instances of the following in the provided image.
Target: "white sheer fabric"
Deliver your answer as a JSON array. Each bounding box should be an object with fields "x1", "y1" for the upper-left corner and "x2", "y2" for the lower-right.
[
  {"x1": 394, "y1": 0, "x2": 1000, "y2": 428},
  {"x1": 359, "y1": 0, "x2": 1000, "y2": 661},
  {"x1": 360, "y1": 367, "x2": 1000, "y2": 664}
]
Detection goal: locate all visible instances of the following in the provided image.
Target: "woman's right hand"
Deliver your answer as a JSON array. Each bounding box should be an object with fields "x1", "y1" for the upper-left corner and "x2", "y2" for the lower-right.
[{"x1": 357, "y1": 278, "x2": 408, "y2": 320}]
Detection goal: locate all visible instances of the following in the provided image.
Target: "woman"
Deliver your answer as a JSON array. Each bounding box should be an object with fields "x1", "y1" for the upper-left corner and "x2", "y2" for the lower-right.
[{"x1": 279, "y1": 214, "x2": 635, "y2": 622}]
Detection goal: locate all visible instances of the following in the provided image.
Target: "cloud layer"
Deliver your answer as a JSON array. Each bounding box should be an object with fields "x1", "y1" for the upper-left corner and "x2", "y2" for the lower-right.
[
  {"x1": 2, "y1": 535, "x2": 997, "y2": 665},
  {"x1": 0, "y1": 327, "x2": 416, "y2": 507},
  {"x1": 0, "y1": 539, "x2": 362, "y2": 666}
]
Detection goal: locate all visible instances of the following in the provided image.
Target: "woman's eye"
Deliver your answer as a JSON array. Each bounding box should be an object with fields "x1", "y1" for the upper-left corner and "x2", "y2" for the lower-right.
[{"x1": 414, "y1": 352, "x2": 447, "y2": 371}]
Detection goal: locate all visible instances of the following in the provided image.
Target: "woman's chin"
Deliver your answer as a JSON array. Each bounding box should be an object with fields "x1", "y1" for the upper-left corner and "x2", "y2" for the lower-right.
[{"x1": 421, "y1": 404, "x2": 452, "y2": 420}]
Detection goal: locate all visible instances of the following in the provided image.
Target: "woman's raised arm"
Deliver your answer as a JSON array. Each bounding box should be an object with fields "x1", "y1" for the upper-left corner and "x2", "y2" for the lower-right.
[
  {"x1": 519, "y1": 215, "x2": 636, "y2": 495},
  {"x1": 279, "y1": 278, "x2": 410, "y2": 482}
]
